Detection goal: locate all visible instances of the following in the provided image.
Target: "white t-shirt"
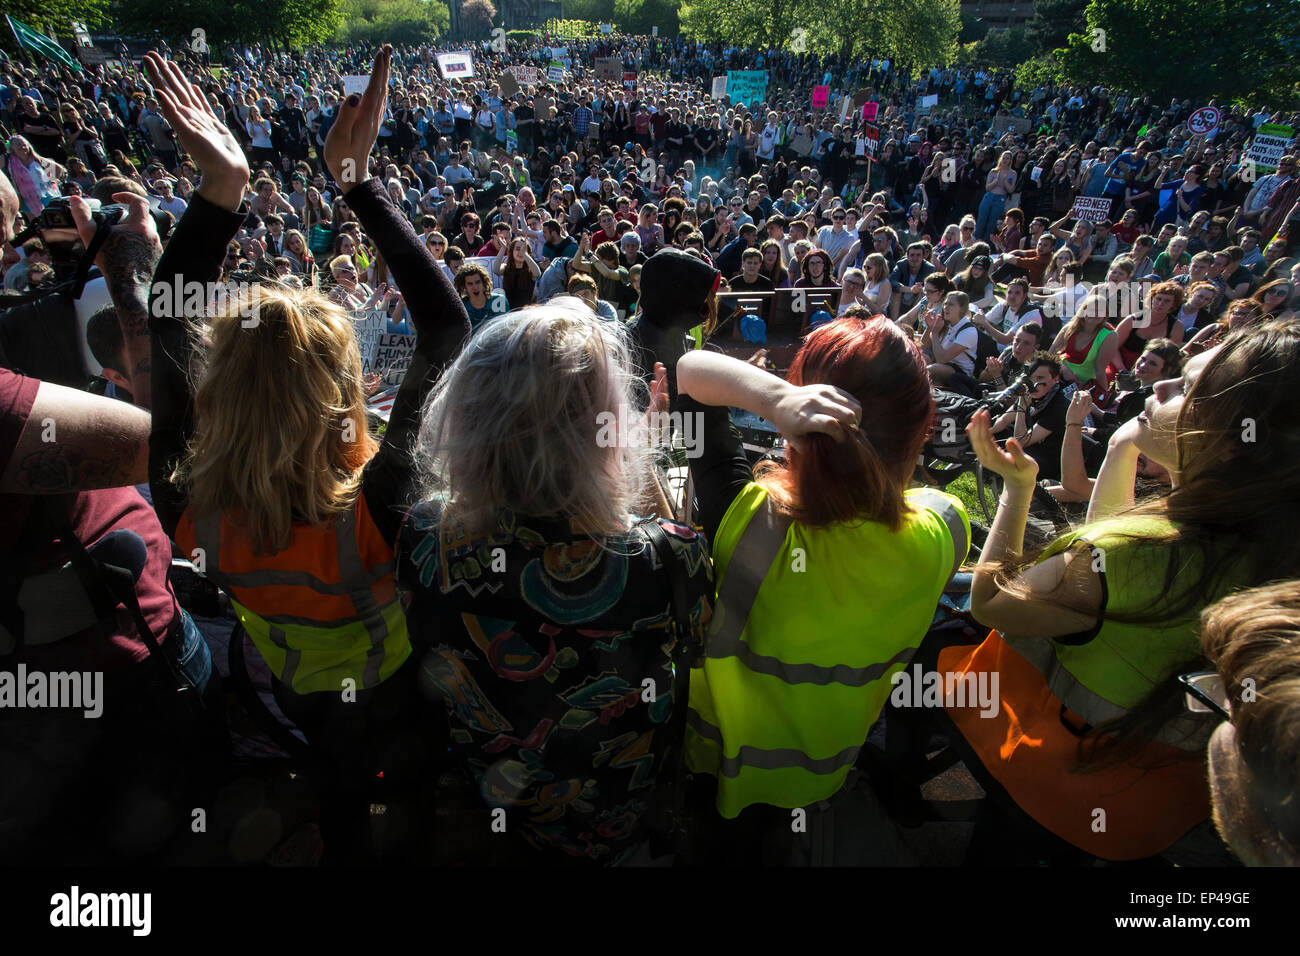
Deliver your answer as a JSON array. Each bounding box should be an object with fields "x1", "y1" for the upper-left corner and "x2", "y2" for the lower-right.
[
  {"x1": 985, "y1": 300, "x2": 1044, "y2": 336},
  {"x1": 938, "y1": 319, "x2": 979, "y2": 375}
]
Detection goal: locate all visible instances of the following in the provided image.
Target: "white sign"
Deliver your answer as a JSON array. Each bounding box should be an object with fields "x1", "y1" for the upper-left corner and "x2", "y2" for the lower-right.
[
  {"x1": 341, "y1": 75, "x2": 369, "y2": 97},
  {"x1": 600, "y1": 23, "x2": 613, "y2": 34},
  {"x1": 436, "y1": 51, "x2": 475, "y2": 79},
  {"x1": 1246, "y1": 124, "x2": 1293, "y2": 173},
  {"x1": 548, "y1": 61, "x2": 565, "y2": 83},
  {"x1": 512, "y1": 65, "x2": 539, "y2": 85},
  {"x1": 370, "y1": 331, "x2": 417, "y2": 387},
  {"x1": 711, "y1": 76, "x2": 726, "y2": 100},
  {"x1": 1070, "y1": 195, "x2": 1113, "y2": 223},
  {"x1": 919, "y1": 94, "x2": 938, "y2": 110},
  {"x1": 353, "y1": 309, "x2": 387, "y2": 375}
]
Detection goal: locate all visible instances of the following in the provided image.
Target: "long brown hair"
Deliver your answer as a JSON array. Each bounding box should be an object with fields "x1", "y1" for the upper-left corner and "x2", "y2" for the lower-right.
[{"x1": 992, "y1": 323, "x2": 1300, "y2": 763}]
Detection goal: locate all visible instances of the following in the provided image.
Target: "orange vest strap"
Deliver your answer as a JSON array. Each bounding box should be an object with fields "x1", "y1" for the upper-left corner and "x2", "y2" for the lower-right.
[{"x1": 938, "y1": 631, "x2": 1210, "y2": 861}]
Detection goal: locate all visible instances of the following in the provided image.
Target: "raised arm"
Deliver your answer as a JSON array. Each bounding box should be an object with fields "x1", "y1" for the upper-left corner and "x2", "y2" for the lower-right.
[
  {"x1": 324, "y1": 45, "x2": 471, "y2": 546},
  {"x1": 141, "y1": 51, "x2": 250, "y2": 536}
]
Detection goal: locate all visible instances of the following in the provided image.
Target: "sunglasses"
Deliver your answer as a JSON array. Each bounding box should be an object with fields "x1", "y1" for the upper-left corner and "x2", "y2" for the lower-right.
[{"x1": 1179, "y1": 671, "x2": 1230, "y2": 720}]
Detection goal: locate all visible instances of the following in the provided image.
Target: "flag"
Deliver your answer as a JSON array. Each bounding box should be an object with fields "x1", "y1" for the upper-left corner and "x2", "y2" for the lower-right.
[{"x1": 6, "y1": 15, "x2": 82, "y2": 72}]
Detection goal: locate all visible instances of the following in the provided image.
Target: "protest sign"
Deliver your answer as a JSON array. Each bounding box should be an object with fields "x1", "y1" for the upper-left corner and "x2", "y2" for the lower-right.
[
  {"x1": 711, "y1": 76, "x2": 726, "y2": 100},
  {"x1": 436, "y1": 51, "x2": 474, "y2": 79},
  {"x1": 498, "y1": 71, "x2": 519, "y2": 97},
  {"x1": 549, "y1": 46, "x2": 568, "y2": 60},
  {"x1": 1246, "y1": 124, "x2": 1294, "y2": 173},
  {"x1": 1070, "y1": 196, "x2": 1112, "y2": 223},
  {"x1": 919, "y1": 93, "x2": 938, "y2": 110},
  {"x1": 1187, "y1": 106, "x2": 1221, "y2": 137},
  {"x1": 858, "y1": 123, "x2": 879, "y2": 159},
  {"x1": 341, "y1": 75, "x2": 369, "y2": 97},
  {"x1": 726, "y1": 70, "x2": 768, "y2": 107},
  {"x1": 511, "y1": 65, "x2": 539, "y2": 85},
  {"x1": 990, "y1": 115, "x2": 1032, "y2": 136},
  {"x1": 811, "y1": 85, "x2": 829, "y2": 109},
  {"x1": 861, "y1": 101, "x2": 878, "y2": 123},
  {"x1": 595, "y1": 57, "x2": 621, "y2": 80},
  {"x1": 623, "y1": 72, "x2": 637, "y2": 89},
  {"x1": 370, "y1": 332, "x2": 417, "y2": 388},
  {"x1": 548, "y1": 60, "x2": 565, "y2": 83},
  {"x1": 352, "y1": 309, "x2": 386, "y2": 376},
  {"x1": 506, "y1": 130, "x2": 518, "y2": 152}
]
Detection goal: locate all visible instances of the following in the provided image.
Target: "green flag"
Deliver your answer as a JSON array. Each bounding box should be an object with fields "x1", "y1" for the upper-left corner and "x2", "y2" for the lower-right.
[{"x1": 6, "y1": 15, "x2": 82, "y2": 72}]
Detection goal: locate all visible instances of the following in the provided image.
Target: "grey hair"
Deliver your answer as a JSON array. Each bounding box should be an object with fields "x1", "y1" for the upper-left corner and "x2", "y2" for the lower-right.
[{"x1": 415, "y1": 297, "x2": 660, "y2": 542}]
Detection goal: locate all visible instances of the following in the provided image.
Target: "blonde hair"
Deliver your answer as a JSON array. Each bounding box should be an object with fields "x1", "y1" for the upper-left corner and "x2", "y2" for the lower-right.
[
  {"x1": 416, "y1": 298, "x2": 655, "y2": 538},
  {"x1": 179, "y1": 284, "x2": 378, "y2": 554}
]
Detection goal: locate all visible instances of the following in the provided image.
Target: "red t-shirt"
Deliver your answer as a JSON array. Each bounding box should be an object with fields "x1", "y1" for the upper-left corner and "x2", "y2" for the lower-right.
[{"x1": 0, "y1": 369, "x2": 180, "y2": 671}]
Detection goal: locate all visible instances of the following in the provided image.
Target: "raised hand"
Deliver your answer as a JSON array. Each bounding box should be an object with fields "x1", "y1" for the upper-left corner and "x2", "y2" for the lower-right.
[
  {"x1": 770, "y1": 383, "x2": 862, "y2": 453},
  {"x1": 966, "y1": 407, "x2": 1038, "y2": 489},
  {"x1": 325, "y1": 45, "x2": 392, "y2": 192},
  {"x1": 143, "y1": 51, "x2": 247, "y2": 212},
  {"x1": 1066, "y1": 390, "x2": 1091, "y2": 427}
]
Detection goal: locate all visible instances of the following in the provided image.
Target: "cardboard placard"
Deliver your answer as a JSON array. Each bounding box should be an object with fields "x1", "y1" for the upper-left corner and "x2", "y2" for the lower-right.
[
  {"x1": 990, "y1": 115, "x2": 1032, "y2": 136},
  {"x1": 1070, "y1": 196, "x2": 1113, "y2": 223},
  {"x1": 548, "y1": 61, "x2": 565, "y2": 83},
  {"x1": 341, "y1": 75, "x2": 369, "y2": 97},
  {"x1": 595, "y1": 57, "x2": 622, "y2": 81},
  {"x1": 369, "y1": 331, "x2": 416, "y2": 387},
  {"x1": 861, "y1": 101, "x2": 878, "y2": 123},
  {"x1": 711, "y1": 76, "x2": 727, "y2": 100},
  {"x1": 512, "y1": 65, "x2": 539, "y2": 85},
  {"x1": 499, "y1": 72, "x2": 520, "y2": 97},
  {"x1": 811, "y1": 86, "x2": 829, "y2": 109}
]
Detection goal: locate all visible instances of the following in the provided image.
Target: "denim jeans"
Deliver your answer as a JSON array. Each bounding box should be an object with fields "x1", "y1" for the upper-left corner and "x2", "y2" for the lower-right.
[
  {"x1": 164, "y1": 609, "x2": 214, "y2": 693},
  {"x1": 976, "y1": 191, "x2": 1006, "y2": 242}
]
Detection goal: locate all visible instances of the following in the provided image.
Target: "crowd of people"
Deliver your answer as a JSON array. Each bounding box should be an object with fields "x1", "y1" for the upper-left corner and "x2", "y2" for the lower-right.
[{"x1": 1, "y1": 29, "x2": 1299, "y2": 868}]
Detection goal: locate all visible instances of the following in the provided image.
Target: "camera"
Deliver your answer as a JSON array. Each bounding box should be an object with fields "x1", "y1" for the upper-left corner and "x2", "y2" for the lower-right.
[
  {"x1": 23, "y1": 197, "x2": 175, "y2": 248},
  {"x1": 1115, "y1": 370, "x2": 1141, "y2": 392},
  {"x1": 986, "y1": 372, "x2": 1033, "y2": 415}
]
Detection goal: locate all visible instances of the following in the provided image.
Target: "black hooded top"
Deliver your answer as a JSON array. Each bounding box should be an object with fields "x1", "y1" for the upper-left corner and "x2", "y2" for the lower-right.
[{"x1": 628, "y1": 247, "x2": 720, "y2": 395}]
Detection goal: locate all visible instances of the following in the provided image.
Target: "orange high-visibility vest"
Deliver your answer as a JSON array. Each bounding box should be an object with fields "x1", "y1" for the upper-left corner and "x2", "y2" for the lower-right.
[{"x1": 176, "y1": 497, "x2": 409, "y2": 695}]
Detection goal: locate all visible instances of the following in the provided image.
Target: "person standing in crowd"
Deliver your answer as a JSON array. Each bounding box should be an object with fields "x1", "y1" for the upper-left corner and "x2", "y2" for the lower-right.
[{"x1": 142, "y1": 48, "x2": 470, "y2": 863}]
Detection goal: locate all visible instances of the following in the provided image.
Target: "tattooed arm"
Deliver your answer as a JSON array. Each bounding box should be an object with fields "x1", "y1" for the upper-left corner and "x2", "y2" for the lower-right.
[
  {"x1": 0, "y1": 376, "x2": 150, "y2": 494},
  {"x1": 70, "y1": 193, "x2": 162, "y2": 410}
]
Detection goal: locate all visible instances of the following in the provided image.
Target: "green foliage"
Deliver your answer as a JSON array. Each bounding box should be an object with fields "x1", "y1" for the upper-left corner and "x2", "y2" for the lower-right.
[
  {"x1": 333, "y1": 0, "x2": 448, "y2": 46},
  {"x1": 1059, "y1": 0, "x2": 1300, "y2": 108},
  {"x1": 959, "y1": 26, "x2": 1033, "y2": 70},
  {"x1": 1024, "y1": 0, "x2": 1085, "y2": 55},
  {"x1": 681, "y1": 0, "x2": 959, "y2": 66},
  {"x1": 544, "y1": 18, "x2": 607, "y2": 38},
  {"x1": 959, "y1": 11, "x2": 989, "y2": 43},
  {"x1": 2, "y1": 2, "x2": 110, "y2": 37},
  {"x1": 1014, "y1": 52, "x2": 1063, "y2": 89},
  {"x1": 109, "y1": 0, "x2": 340, "y2": 47},
  {"x1": 505, "y1": 29, "x2": 536, "y2": 41}
]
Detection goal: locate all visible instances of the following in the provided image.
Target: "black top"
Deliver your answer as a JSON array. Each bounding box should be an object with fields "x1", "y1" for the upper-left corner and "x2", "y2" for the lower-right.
[{"x1": 148, "y1": 178, "x2": 471, "y2": 547}]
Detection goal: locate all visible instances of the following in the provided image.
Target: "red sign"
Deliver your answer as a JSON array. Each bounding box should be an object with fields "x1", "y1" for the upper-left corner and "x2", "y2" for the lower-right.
[
  {"x1": 861, "y1": 101, "x2": 878, "y2": 123},
  {"x1": 1188, "y1": 106, "x2": 1221, "y2": 136}
]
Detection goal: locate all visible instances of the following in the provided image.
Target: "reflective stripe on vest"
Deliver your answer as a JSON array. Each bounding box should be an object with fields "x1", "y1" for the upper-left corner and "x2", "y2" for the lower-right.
[
  {"x1": 938, "y1": 630, "x2": 1211, "y2": 860},
  {"x1": 192, "y1": 508, "x2": 407, "y2": 694},
  {"x1": 908, "y1": 489, "x2": 968, "y2": 580},
  {"x1": 1001, "y1": 631, "x2": 1208, "y2": 752},
  {"x1": 686, "y1": 488, "x2": 967, "y2": 816}
]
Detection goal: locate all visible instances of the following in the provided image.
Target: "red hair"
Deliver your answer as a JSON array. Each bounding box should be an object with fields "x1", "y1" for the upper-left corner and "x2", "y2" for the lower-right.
[{"x1": 756, "y1": 316, "x2": 933, "y2": 530}]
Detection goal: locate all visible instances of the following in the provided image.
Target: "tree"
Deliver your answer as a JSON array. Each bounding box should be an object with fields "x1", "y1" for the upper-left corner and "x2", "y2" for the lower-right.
[
  {"x1": 334, "y1": 0, "x2": 449, "y2": 46},
  {"x1": 795, "y1": 0, "x2": 960, "y2": 68},
  {"x1": 2, "y1": 1, "x2": 109, "y2": 35},
  {"x1": 959, "y1": 11, "x2": 989, "y2": 43},
  {"x1": 110, "y1": 0, "x2": 340, "y2": 49},
  {"x1": 460, "y1": 0, "x2": 496, "y2": 35},
  {"x1": 1059, "y1": 0, "x2": 1300, "y2": 108},
  {"x1": 1024, "y1": 0, "x2": 1086, "y2": 56},
  {"x1": 679, "y1": 0, "x2": 802, "y2": 50}
]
